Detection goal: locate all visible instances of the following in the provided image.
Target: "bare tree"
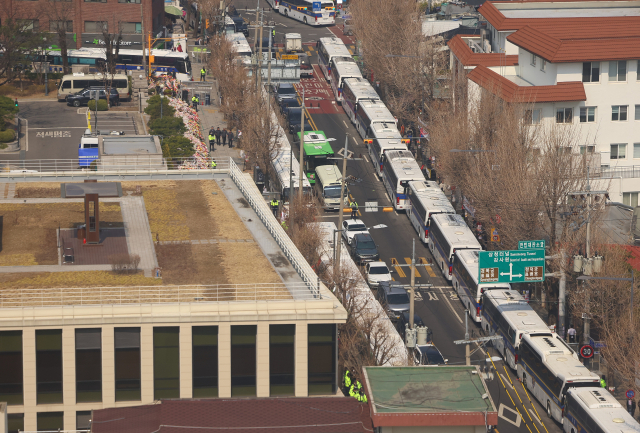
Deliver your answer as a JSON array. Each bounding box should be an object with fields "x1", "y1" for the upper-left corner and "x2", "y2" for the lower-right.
[
  {"x1": 0, "y1": 10, "x2": 44, "y2": 87},
  {"x1": 46, "y1": 0, "x2": 75, "y2": 74}
]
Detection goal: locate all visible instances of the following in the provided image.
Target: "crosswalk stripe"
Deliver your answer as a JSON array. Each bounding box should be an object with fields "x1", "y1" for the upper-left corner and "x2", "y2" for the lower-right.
[
  {"x1": 420, "y1": 257, "x2": 437, "y2": 277},
  {"x1": 348, "y1": 49, "x2": 353, "y2": 55},
  {"x1": 404, "y1": 258, "x2": 421, "y2": 278},
  {"x1": 390, "y1": 258, "x2": 406, "y2": 278}
]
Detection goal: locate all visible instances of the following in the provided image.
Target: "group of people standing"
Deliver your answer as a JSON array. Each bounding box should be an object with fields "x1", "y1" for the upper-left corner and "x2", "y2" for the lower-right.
[
  {"x1": 208, "y1": 127, "x2": 237, "y2": 151},
  {"x1": 343, "y1": 368, "x2": 367, "y2": 403}
]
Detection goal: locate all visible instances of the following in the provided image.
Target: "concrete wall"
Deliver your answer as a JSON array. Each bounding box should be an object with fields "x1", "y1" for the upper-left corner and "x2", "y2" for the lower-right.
[{"x1": 382, "y1": 426, "x2": 487, "y2": 433}]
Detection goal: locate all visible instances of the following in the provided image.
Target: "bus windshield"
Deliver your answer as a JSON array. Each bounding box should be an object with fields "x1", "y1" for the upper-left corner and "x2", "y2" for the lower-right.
[{"x1": 324, "y1": 186, "x2": 343, "y2": 198}]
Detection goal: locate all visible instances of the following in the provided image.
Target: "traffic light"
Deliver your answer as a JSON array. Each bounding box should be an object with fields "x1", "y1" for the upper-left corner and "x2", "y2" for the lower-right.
[
  {"x1": 206, "y1": 19, "x2": 210, "y2": 29},
  {"x1": 14, "y1": 99, "x2": 18, "y2": 109},
  {"x1": 272, "y1": 28, "x2": 275, "y2": 37}
]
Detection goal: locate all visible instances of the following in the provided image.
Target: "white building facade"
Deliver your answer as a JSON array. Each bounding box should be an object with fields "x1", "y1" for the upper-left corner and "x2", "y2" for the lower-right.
[{"x1": 449, "y1": 0, "x2": 640, "y2": 204}]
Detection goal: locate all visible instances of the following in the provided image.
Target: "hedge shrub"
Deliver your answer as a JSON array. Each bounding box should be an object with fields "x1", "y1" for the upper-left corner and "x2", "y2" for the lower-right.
[
  {"x1": 88, "y1": 99, "x2": 109, "y2": 111},
  {"x1": 0, "y1": 129, "x2": 16, "y2": 143}
]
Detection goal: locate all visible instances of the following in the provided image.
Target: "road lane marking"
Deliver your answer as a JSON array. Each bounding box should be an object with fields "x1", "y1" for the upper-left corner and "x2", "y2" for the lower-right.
[
  {"x1": 500, "y1": 373, "x2": 514, "y2": 390},
  {"x1": 403, "y1": 258, "x2": 421, "y2": 278},
  {"x1": 29, "y1": 127, "x2": 87, "y2": 129},
  {"x1": 419, "y1": 257, "x2": 437, "y2": 277},
  {"x1": 390, "y1": 258, "x2": 406, "y2": 278},
  {"x1": 343, "y1": 120, "x2": 348, "y2": 128},
  {"x1": 498, "y1": 404, "x2": 522, "y2": 427},
  {"x1": 362, "y1": 154, "x2": 369, "y2": 162},
  {"x1": 529, "y1": 409, "x2": 542, "y2": 426},
  {"x1": 427, "y1": 291, "x2": 438, "y2": 301},
  {"x1": 438, "y1": 287, "x2": 462, "y2": 323}
]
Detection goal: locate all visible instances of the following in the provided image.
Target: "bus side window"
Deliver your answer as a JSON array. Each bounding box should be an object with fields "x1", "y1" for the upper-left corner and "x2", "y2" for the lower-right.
[{"x1": 61, "y1": 80, "x2": 71, "y2": 89}]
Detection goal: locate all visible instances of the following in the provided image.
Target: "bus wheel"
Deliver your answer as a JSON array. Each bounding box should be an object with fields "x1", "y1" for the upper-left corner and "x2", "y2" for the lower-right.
[
  {"x1": 547, "y1": 402, "x2": 551, "y2": 418},
  {"x1": 303, "y1": 16, "x2": 308, "y2": 24}
]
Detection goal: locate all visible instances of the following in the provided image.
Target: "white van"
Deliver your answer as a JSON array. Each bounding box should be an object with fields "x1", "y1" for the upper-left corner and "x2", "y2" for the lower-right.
[
  {"x1": 315, "y1": 165, "x2": 348, "y2": 210},
  {"x1": 58, "y1": 73, "x2": 129, "y2": 102}
]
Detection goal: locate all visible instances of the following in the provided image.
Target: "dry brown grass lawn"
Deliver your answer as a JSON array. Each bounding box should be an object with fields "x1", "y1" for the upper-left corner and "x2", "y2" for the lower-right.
[
  {"x1": 0, "y1": 271, "x2": 160, "y2": 289},
  {"x1": 0, "y1": 202, "x2": 122, "y2": 266},
  {"x1": 15, "y1": 182, "x2": 63, "y2": 198}
]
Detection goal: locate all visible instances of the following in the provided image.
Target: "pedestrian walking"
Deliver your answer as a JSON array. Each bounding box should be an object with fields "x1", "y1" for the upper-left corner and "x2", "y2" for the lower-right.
[
  {"x1": 215, "y1": 127, "x2": 222, "y2": 146},
  {"x1": 567, "y1": 326, "x2": 576, "y2": 343},
  {"x1": 237, "y1": 129, "x2": 242, "y2": 143},
  {"x1": 270, "y1": 198, "x2": 279, "y2": 217},
  {"x1": 628, "y1": 399, "x2": 634, "y2": 416},
  {"x1": 221, "y1": 128, "x2": 227, "y2": 146},
  {"x1": 208, "y1": 132, "x2": 216, "y2": 151},
  {"x1": 200, "y1": 66, "x2": 206, "y2": 81},
  {"x1": 227, "y1": 129, "x2": 234, "y2": 148}
]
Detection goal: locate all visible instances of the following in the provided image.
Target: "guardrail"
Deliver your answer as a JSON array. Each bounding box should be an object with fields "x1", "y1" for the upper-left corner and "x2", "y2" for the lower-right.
[
  {"x1": 592, "y1": 165, "x2": 640, "y2": 179},
  {"x1": 0, "y1": 283, "x2": 326, "y2": 308},
  {"x1": 228, "y1": 158, "x2": 320, "y2": 297}
]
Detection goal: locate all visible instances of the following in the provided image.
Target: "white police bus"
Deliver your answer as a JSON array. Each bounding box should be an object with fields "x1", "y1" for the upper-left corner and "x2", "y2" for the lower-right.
[
  {"x1": 406, "y1": 180, "x2": 454, "y2": 244},
  {"x1": 428, "y1": 213, "x2": 481, "y2": 281},
  {"x1": 315, "y1": 165, "x2": 348, "y2": 210},
  {"x1": 381, "y1": 150, "x2": 424, "y2": 211},
  {"x1": 518, "y1": 333, "x2": 601, "y2": 423},
  {"x1": 342, "y1": 77, "x2": 380, "y2": 125},
  {"x1": 453, "y1": 250, "x2": 512, "y2": 323},
  {"x1": 329, "y1": 60, "x2": 362, "y2": 103},
  {"x1": 365, "y1": 137, "x2": 409, "y2": 178},
  {"x1": 279, "y1": 0, "x2": 335, "y2": 26},
  {"x1": 355, "y1": 101, "x2": 397, "y2": 140},
  {"x1": 271, "y1": 149, "x2": 312, "y2": 202},
  {"x1": 317, "y1": 37, "x2": 352, "y2": 81},
  {"x1": 481, "y1": 289, "x2": 555, "y2": 369},
  {"x1": 564, "y1": 387, "x2": 640, "y2": 433}
]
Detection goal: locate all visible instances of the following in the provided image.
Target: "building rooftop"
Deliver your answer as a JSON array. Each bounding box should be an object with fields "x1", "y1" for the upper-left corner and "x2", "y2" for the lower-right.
[
  {"x1": 363, "y1": 366, "x2": 498, "y2": 427},
  {"x1": 467, "y1": 65, "x2": 586, "y2": 102},
  {"x1": 90, "y1": 398, "x2": 373, "y2": 433},
  {"x1": 448, "y1": 35, "x2": 519, "y2": 67},
  {"x1": 102, "y1": 136, "x2": 161, "y2": 155}
]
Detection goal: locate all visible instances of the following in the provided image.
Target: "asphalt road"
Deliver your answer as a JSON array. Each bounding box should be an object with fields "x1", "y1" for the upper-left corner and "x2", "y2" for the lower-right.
[{"x1": 229, "y1": 1, "x2": 565, "y2": 432}]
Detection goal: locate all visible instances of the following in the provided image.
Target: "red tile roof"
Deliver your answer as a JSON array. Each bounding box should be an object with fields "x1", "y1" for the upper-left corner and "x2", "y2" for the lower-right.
[
  {"x1": 448, "y1": 35, "x2": 519, "y2": 67},
  {"x1": 467, "y1": 66, "x2": 586, "y2": 103},
  {"x1": 91, "y1": 398, "x2": 373, "y2": 433}
]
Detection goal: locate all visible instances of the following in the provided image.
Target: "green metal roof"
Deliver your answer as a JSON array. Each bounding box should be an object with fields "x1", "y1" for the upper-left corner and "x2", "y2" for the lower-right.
[
  {"x1": 363, "y1": 366, "x2": 495, "y2": 414},
  {"x1": 298, "y1": 131, "x2": 334, "y2": 157}
]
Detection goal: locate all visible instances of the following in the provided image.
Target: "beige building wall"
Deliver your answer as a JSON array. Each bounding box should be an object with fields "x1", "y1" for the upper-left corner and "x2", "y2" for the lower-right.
[
  {"x1": 218, "y1": 323, "x2": 231, "y2": 398},
  {"x1": 256, "y1": 323, "x2": 269, "y2": 398},
  {"x1": 295, "y1": 322, "x2": 308, "y2": 397}
]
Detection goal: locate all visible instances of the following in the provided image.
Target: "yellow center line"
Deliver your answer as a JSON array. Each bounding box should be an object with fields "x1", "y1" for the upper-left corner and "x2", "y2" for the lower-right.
[
  {"x1": 390, "y1": 258, "x2": 406, "y2": 278},
  {"x1": 518, "y1": 372, "x2": 549, "y2": 433},
  {"x1": 419, "y1": 257, "x2": 437, "y2": 277},
  {"x1": 404, "y1": 258, "x2": 421, "y2": 278}
]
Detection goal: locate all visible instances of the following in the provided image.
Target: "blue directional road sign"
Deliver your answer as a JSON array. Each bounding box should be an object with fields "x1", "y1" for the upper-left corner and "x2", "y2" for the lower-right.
[
  {"x1": 519, "y1": 240, "x2": 546, "y2": 250},
  {"x1": 312, "y1": 1, "x2": 321, "y2": 10},
  {"x1": 478, "y1": 249, "x2": 545, "y2": 284}
]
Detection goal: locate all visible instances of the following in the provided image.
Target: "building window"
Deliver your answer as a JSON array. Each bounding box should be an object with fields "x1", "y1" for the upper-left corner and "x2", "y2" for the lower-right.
[
  {"x1": 17, "y1": 19, "x2": 39, "y2": 31},
  {"x1": 308, "y1": 324, "x2": 336, "y2": 395},
  {"x1": 119, "y1": 0, "x2": 142, "y2": 3},
  {"x1": 0, "y1": 331, "x2": 23, "y2": 405},
  {"x1": 524, "y1": 109, "x2": 541, "y2": 125},
  {"x1": 270, "y1": 325, "x2": 295, "y2": 396},
  {"x1": 153, "y1": 327, "x2": 180, "y2": 399},
  {"x1": 84, "y1": 21, "x2": 108, "y2": 32},
  {"x1": 579, "y1": 107, "x2": 596, "y2": 123},
  {"x1": 635, "y1": 104, "x2": 640, "y2": 120},
  {"x1": 611, "y1": 143, "x2": 626, "y2": 160},
  {"x1": 579, "y1": 145, "x2": 595, "y2": 155},
  {"x1": 8, "y1": 414, "x2": 24, "y2": 433},
  {"x1": 530, "y1": 53, "x2": 536, "y2": 66},
  {"x1": 192, "y1": 326, "x2": 218, "y2": 398},
  {"x1": 76, "y1": 329, "x2": 102, "y2": 403},
  {"x1": 36, "y1": 330, "x2": 63, "y2": 404},
  {"x1": 609, "y1": 60, "x2": 627, "y2": 82},
  {"x1": 582, "y1": 62, "x2": 600, "y2": 83},
  {"x1": 556, "y1": 108, "x2": 573, "y2": 124},
  {"x1": 37, "y1": 412, "x2": 64, "y2": 431},
  {"x1": 634, "y1": 143, "x2": 640, "y2": 159},
  {"x1": 231, "y1": 325, "x2": 257, "y2": 397},
  {"x1": 540, "y1": 59, "x2": 546, "y2": 72},
  {"x1": 115, "y1": 328, "x2": 141, "y2": 402},
  {"x1": 49, "y1": 20, "x2": 73, "y2": 32},
  {"x1": 612, "y1": 105, "x2": 628, "y2": 121},
  {"x1": 120, "y1": 22, "x2": 142, "y2": 33},
  {"x1": 624, "y1": 192, "x2": 639, "y2": 208},
  {"x1": 76, "y1": 411, "x2": 92, "y2": 430}
]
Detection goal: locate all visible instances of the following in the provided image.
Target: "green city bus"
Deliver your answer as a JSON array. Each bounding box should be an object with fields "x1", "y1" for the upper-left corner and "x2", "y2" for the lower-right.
[{"x1": 297, "y1": 130, "x2": 335, "y2": 185}]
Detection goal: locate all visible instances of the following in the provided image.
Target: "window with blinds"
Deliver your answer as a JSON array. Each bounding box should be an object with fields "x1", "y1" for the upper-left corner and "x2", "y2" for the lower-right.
[
  {"x1": 76, "y1": 329, "x2": 102, "y2": 402},
  {"x1": 115, "y1": 328, "x2": 141, "y2": 401}
]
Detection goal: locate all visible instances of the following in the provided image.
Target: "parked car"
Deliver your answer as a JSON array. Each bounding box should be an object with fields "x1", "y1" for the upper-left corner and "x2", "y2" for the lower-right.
[
  {"x1": 298, "y1": 53, "x2": 313, "y2": 77},
  {"x1": 286, "y1": 107, "x2": 312, "y2": 135},
  {"x1": 377, "y1": 281, "x2": 410, "y2": 321},
  {"x1": 350, "y1": 233, "x2": 379, "y2": 264},
  {"x1": 279, "y1": 98, "x2": 301, "y2": 115},
  {"x1": 365, "y1": 261, "x2": 392, "y2": 288},
  {"x1": 273, "y1": 82, "x2": 297, "y2": 104},
  {"x1": 341, "y1": 219, "x2": 368, "y2": 245},
  {"x1": 396, "y1": 312, "x2": 427, "y2": 340},
  {"x1": 66, "y1": 87, "x2": 120, "y2": 107},
  {"x1": 412, "y1": 343, "x2": 448, "y2": 366}
]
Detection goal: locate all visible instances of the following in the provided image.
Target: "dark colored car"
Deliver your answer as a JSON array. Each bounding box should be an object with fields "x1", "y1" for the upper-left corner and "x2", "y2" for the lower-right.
[
  {"x1": 231, "y1": 16, "x2": 249, "y2": 36},
  {"x1": 298, "y1": 53, "x2": 313, "y2": 77},
  {"x1": 377, "y1": 281, "x2": 410, "y2": 321},
  {"x1": 67, "y1": 87, "x2": 120, "y2": 107},
  {"x1": 397, "y1": 312, "x2": 428, "y2": 339},
  {"x1": 279, "y1": 98, "x2": 301, "y2": 115},
  {"x1": 412, "y1": 344, "x2": 448, "y2": 366},
  {"x1": 286, "y1": 107, "x2": 312, "y2": 134},
  {"x1": 351, "y1": 233, "x2": 380, "y2": 264}
]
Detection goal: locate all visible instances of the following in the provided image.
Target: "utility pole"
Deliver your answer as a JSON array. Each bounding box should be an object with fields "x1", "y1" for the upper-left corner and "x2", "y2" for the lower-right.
[
  {"x1": 141, "y1": 1, "x2": 146, "y2": 76},
  {"x1": 257, "y1": 9, "x2": 264, "y2": 90},
  {"x1": 454, "y1": 327, "x2": 501, "y2": 366},
  {"x1": 298, "y1": 87, "x2": 306, "y2": 200},
  {"x1": 267, "y1": 30, "x2": 273, "y2": 94},
  {"x1": 464, "y1": 311, "x2": 470, "y2": 366},
  {"x1": 409, "y1": 238, "x2": 416, "y2": 329},
  {"x1": 335, "y1": 135, "x2": 349, "y2": 272}
]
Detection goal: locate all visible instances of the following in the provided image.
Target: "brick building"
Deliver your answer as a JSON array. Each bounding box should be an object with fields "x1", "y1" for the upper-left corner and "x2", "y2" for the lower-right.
[{"x1": 0, "y1": 0, "x2": 165, "y2": 49}]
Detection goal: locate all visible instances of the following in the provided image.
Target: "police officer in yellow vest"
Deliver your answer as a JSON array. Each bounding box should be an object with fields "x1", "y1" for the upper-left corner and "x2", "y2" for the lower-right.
[
  {"x1": 200, "y1": 67, "x2": 206, "y2": 81},
  {"x1": 344, "y1": 368, "x2": 352, "y2": 389},
  {"x1": 211, "y1": 159, "x2": 217, "y2": 169},
  {"x1": 350, "y1": 201, "x2": 358, "y2": 219},
  {"x1": 191, "y1": 95, "x2": 199, "y2": 112},
  {"x1": 270, "y1": 198, "x2": 280, "y2": 217},
  {"x1": 208, "y1": 133, "x2": 216, "y2": 151},
  {"x1": 600, "y1": 376, "x2": 607, "y2": 388}
]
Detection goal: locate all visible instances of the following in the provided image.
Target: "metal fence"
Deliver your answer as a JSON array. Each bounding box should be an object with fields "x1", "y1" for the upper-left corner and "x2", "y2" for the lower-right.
[
  {"x1": 0, "y1": 283, "x2": 326, "y2": 308},
  {"x1": 228, "y1": 158, "x2": 321, "y2": 297},
  {"x1": 592, "y1": 165, "x2": 640, "y2": 179}
]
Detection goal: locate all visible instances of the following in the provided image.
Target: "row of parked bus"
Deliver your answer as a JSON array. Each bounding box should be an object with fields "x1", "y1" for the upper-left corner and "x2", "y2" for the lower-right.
[{"x1": 314, "y1": 36, "x2": 640, "y2": 433}]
